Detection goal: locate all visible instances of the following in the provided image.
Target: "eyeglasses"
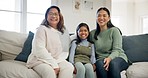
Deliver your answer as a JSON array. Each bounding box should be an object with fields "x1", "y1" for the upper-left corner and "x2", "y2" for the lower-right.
[{"x1": 48, "y1": 12, "x2": 59, "y2": 16}]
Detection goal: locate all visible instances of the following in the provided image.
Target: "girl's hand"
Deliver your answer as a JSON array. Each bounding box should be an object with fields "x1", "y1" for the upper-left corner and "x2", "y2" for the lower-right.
[
  {"x1": 103, "y1": 57, "x2": 111, "y2": 71},
  {"x1": 54, "y1": 68, "x2": 60, "y2": 75}
]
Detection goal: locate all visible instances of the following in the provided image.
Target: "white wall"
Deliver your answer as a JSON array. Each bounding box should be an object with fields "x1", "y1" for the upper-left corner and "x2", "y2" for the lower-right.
[
  {"x1": 112, "y1": 0, "x2": 135, "y2": 35},
  {"x1": 52, "y1": 0, "x2": 148, "y2": 35},
  {"x1": 53, "y1": 0, "x2": 111, "y2": 33},
  {"x1": 112, "y1": 0, "x2": 148, "y2": 35},
  {"x1": 134, "y1": 0, "x2": 148, "y2": 34}
]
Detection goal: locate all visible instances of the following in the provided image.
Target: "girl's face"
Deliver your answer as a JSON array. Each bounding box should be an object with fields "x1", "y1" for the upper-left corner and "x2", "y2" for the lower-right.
[
  {"x1": 47, "y1": 8, "x2": 60, "y2": 29},
  {"x1": 78, "y1": 26, "x2": 89, "y2": 40},
  {"x1": 97, "y1": 9, "x2": 110, "y2": 28}
]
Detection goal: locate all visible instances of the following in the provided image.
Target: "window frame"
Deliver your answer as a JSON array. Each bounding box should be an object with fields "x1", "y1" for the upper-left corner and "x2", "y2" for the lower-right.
[
  {"x1": 141, "y1": 16, "x2": 148, "y2": 34},
  {"x1": 0, "y1": 0, "x2": 51, "y2": 33}
]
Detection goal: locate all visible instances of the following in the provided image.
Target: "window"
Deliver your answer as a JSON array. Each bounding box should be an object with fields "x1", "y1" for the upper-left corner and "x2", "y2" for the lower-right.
[
  {"x1": 0, "y1": 0, "x2": 51, "y2": 33},
  {"x1": 142, "y1": 16, "x2": 148, "y2": 34},
  {"x1": 27, "y1": 0, "x2": 51, "y2": 33},
  {"x1": 0, "y1": 0, "x2": 21, "y2": 32}
]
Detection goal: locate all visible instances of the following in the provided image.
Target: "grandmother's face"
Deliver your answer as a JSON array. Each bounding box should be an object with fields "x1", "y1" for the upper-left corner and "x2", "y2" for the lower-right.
[{"x1": 47, "y1": 8, "x2": 60, "y2": 29}]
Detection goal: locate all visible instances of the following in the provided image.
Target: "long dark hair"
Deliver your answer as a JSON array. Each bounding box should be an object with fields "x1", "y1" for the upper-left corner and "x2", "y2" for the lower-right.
[
  {"x1": 75, "y1": 23, "x2": 90, "y2": 44},
  {"x1": 94, "y1": 7, "x2": 122, "y2": 40},
  {"x1": 41, "y1": 6, "x2": 65, "y2": 33}
]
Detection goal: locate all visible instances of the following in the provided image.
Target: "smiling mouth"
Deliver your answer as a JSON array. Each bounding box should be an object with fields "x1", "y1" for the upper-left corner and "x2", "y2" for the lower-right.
[
  {"x1": 81, "y1": 35, "x2": 87, "y2": 38},
  {"x1": 99, "y1": 21, "x2": 104, "y2": 23}
]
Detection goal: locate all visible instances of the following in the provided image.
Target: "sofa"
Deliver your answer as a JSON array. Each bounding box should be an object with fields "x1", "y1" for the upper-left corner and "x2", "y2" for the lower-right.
[
  {"x1": 0, "y1": 29, "x2": 148, "y2": 78},
  {"x1": 122, "y1": 34, "x2": 148, "y2": 78}
]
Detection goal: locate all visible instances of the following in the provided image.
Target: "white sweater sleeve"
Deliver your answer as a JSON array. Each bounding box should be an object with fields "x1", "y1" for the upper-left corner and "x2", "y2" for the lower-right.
[{"x1": 32, "y1": 27, "x2": 59, "y2": 68}]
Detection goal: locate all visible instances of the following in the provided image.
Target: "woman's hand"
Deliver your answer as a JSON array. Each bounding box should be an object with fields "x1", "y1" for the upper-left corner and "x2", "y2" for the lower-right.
[
  {"x1": 73, "y1": 66, "x2": 77, "y2": 74},
  {"x1": 103, "y1": 57, "x2": 111, "y2": 71},
  {"x1": 54, "y1": 68, "x2": 60, "y2": 75},
  {"x1": 92, "y1": 64, "x2": 96, "y2": 71}
]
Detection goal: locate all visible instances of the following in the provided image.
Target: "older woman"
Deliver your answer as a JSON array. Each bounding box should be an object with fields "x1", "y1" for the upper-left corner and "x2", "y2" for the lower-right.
[{"x1": 27, "y1": 6, "x2": 74, "y2": 78}]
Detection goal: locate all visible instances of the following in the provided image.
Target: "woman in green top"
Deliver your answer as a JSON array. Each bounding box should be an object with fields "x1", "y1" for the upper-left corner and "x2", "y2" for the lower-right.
[{"x1": 89, "y1": 7, "x2": 129, "y2": 78}]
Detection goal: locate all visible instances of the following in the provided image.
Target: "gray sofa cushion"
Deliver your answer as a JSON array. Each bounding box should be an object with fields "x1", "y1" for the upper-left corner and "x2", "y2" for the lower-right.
[{"x1": 122, "y1": 34, "x2": 148, "y2": 63}]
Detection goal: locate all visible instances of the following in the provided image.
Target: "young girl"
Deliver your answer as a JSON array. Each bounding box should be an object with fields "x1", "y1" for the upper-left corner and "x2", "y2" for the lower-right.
[{"x1": 69, "y1": 23, "x2": 96, "y2": 78}]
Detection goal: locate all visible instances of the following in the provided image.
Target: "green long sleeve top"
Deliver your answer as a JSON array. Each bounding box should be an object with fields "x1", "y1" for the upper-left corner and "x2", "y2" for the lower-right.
[{"x1": 89, "y1": 27, "x2": 128, "y2": 62}]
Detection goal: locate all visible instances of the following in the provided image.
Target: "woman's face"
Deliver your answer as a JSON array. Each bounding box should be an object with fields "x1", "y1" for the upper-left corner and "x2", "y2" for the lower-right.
[
  {"x1": 78, "y1": 26, "x2": 89, "y2": 40},
  {"x1": 47, "y1": 8, "x2": 60, "y2": 29},
  {"x1": 97, "y1": 10, "x2": 110, "y2": 28}
]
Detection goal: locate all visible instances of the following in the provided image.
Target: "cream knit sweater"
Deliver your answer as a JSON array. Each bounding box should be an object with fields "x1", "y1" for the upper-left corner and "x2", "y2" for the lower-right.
[{"x1": 27, "y1": 25, "x2": 71, "y2": 69}]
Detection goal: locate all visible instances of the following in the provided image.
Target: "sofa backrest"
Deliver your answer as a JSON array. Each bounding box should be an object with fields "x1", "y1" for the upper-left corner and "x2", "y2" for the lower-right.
[
  {"x1": 0, "y1": 30, "x2": 28, "y2": 60},
  {"x1": 122, "y1": 34, "x2": 148, "y2": 63}
]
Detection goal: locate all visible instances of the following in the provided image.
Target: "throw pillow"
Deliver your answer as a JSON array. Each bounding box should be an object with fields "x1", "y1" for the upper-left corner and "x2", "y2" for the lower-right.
[{"x1": 15, "y1": 31, "x2": 34, "y2": 62}]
